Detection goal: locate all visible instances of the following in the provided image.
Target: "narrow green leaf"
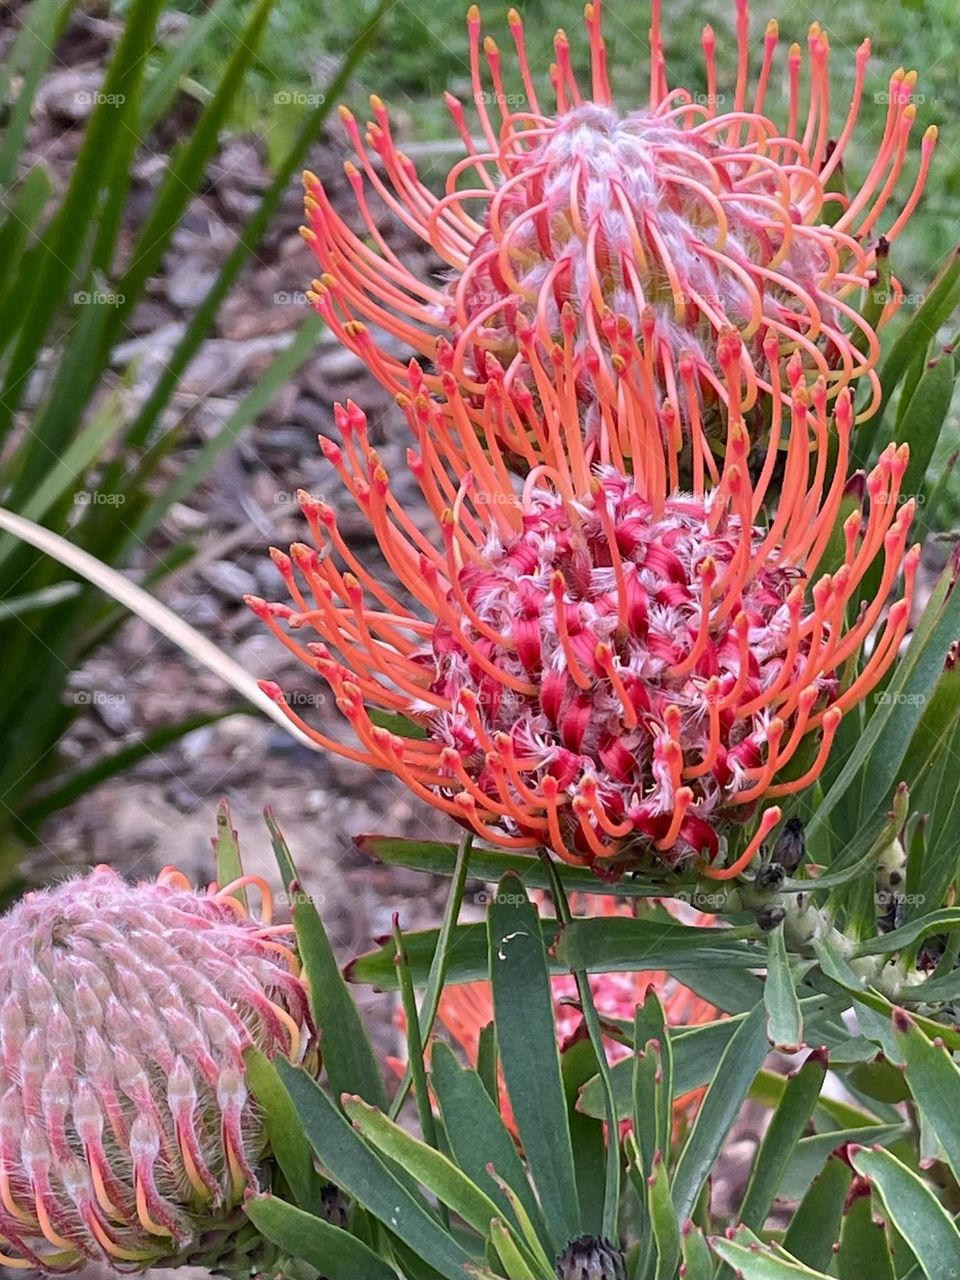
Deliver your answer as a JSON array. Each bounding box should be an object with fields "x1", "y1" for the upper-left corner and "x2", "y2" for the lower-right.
[
  {"x1": 476, "y1": 1020, "x2": 498, "y2": 1107},
  {"x1": 17, "y1": 709, "x2": 246, "y2": 828},
  {"x1": 133, "y1": 317, "x2": 324, "y2": 544},
  {"x1": 649, "y1": 1156, "x2": 681, "y2": 1280},
  {"x1": 123, "y1": 0, "x2": 389, "y2": 450},
  {"x1": 0, "y1": 0, "x2": 165, "y2": 444},
  {"x1": 849, "y1": 1146, "x2": 960, "y2": 1280},
  {"x1": 490, "y1": 1218, "x2": 537, "y2": 1280},
  {"x1": 739, "y1": 1049, "x2": 827, "y2": 1231},
  {"x1": 139, "y1": 0, "x2": 242, "y2": 126},
  {"x1": 212, "y1": 798, "x2": 245, "y2": 905},
  {"x1": 390, "y1": 833, "x2": 473, "y2": 1122},
  {"x1": 854, "y1": 908, "x2": 960, "y2": 958},
  {"x1": 671, "y1": 1004, "x2": 768, "y2": 1224},
  {"x1": 878, "y1": 250, "x2": 960, "y2": 427},
  {"x1": 243, "y1": 1047, "x2": 320, "y2": 1210},
  {"x1": 111, "y1": 0, "x2": 277, "y2": 338},
  {"x1": 553, "y1": 916, "x2": 761, "y2": 973},
  {"x1": 681, "y1": 1222, "x2": 716, "y2": 1280},
  {"x1": 275, "y1": 1060, "x2": 472, "y2": 1280},
  {"x1": 431, "y1": 1041, "x2": 549, "y2": 1250},
  {"x1": 808, "y1": 562, "x2": 960, "y2": 851},
  {"x1": 898, "y1": 354, "x2": 958, "y2": 499},
  {"x1": 391, "y1": 918, "x2": 440, "y2": 1155},
  {"x1": 778, "y1": 1126, "x2": 905, "y2": 1204},
  {"x1": 765, "y1": 925, "x2": 803, "y2": 1052},
  {"x1": 343, "y1": 1095, "x2": 504, "y2": 1238},
  {"x1": 560, "y1": 1036, "x2": 606, "y2": 1238},
  {"x1": 245, "y1": 1193, "x2": 397, "y2": 1280},
  {"x1": 265, "y1": 808, "x2": 387, "y2": 1110},
  {"x1": 0, "y1": 581, "x2": 80, "y2": 619},
  {"x1": 837, "y1": 1189, "x2": 895, "y2": 1280},
  {"x1": 893, "y1": 1009, "x2": 960, "y2": 1186},
  {"x1": 0, "y1": 378, "x2": 128, "y2": 574},
  {"x1": 712, "y1": 1230, "x2": 832, "y2": 1279},
  {"x1": 488, "y1": 874, "x2": 581, "y2": 1252},
  {"x1": 0, "y1": 0, "x2": 75, "y2": 186},
  {"x1": 355, "y1": 833, "x2": 671, "y2": 898},
  {"x1": 782, "y1": 1157, "x2": 851, "y2": 1270}
]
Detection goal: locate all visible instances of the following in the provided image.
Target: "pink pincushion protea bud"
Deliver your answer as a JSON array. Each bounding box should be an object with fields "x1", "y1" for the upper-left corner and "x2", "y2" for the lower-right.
[
  {"x1": 302, "y1": 0, "x2": 936, "y2": 467},
  {"x1": 249, "y1": 354, "x2": 919, "y2": 877},
  {"x1": 0, "y1": 865, "x2": 314, "y2": 1273}
]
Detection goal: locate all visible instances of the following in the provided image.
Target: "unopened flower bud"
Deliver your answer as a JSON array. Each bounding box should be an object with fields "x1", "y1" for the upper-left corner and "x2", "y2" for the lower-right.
[
  {"x1": 771, "y1": 817, "x2": 807, "y2": 872},
  {"x1": 0, "y1": 865, "x2": 315, "y2": 1272},
  {"x1": 555, "y1": 1235, "x2": 627, "y2": 1280}
]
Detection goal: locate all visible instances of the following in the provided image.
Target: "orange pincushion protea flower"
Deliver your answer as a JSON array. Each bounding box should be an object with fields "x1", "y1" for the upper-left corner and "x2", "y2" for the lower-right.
[
  {"x1": 302, "y1": 0, "x2": 935, "y2": 466},
  {"x1": 248, "y1": 346, "x2": 918, "y2": 877}
]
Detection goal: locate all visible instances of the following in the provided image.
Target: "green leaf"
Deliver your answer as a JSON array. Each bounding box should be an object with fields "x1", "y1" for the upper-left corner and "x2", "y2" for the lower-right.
[
  {"x1": 243, "y1": 1047, "x2": 320, "y2": 1210},
  {"x1": 893, "y1": 1008, "x2": 960, "y2": 1186},
  {"x1": 112, "y1": 0, "x2": 277, "y2": 338},
  {"x1": 739, "y1": 1049, "x2": 827, "y2": 1232},
  {"x1": 275, "y1": 1060, "x2": 472, "y2": 1280},
  {"x1": 578, "y1": 998, "x2": 844, "y2": 1123},
  {"x1": 671, "y1": 1004, "x2": 768, "y2": 1227},
  {"x1": 0, "y1": 0, "x2": 165, "y2": 446},
  {"x1": 765, "y1": 925, "x2": 803, "y2": 1052},
  {"x1": 122, "y1": 0, "x2": 390, "y2": 452},
  {"x1": 390, "y1": 833, "x2": 473, "y2": 1122},
  {"x1": 0, "y1": 387, "x2": 129, "y2": 573},
  {"x1": 212, "y1": 799, "x2": 245, "y2": 906},
  {"x1": 849, "y1": 1146, "x2": 960, "y2": 1280},
  {"x1": 488, "y1": 874, "x2": 581, "y2": 1252},
  {"x1": 265, "y1": 809, "x2": 387, "y2": 1110},
  {"x1": 355, "y1": 833, "x2": 671, "y2": 898},
  {"x1": 561, "y1": 1036, "x2": 607, "y2": 1238},
  {"x1": 808, "y1": 562, "x2": 960, "y2": 854},
  {"x1": 897, "y1": 353, "x2": 958, "y2": 499},
  {"x1": 553, "y1": 916, "x2": 761, "y2": 973},
  {"x1": 245, "y1": 1193, "x2": 398, "y2": 1280},
  {"x1": 430, "y1": 1041, "x2": 549, "y2": 1250},
  {"x1": 711, "y1": 1228, "x2": 832, "y2": 1279},
  {"x1": 877, "y1": 250, "x2": 960, "y2": 433},
  {"x1": 0, "y1": 0, "x2": 75, "y2": 187},
  {"x1": 681, "y1": 1222, "x2": 716, "y2": 1280},
  {"x1": 17, "y1": 709, "x2": 248, "y2": 828},
  {"x1": 343, "y1": 1095, "x2": 506, "y2": 1239},
  {"x1": 649, "y1": 1155, "x2": 681, "y2": 1280},
  {"x1": 854, "y1": 908, "x2": 960, "y2": 957},
  {"x1": 0, "y1": 581, "x2": 80, "y2": 619},
  {"x1": 837, "y1": 1189, "x2": 895, "y2": 1280},
  {"x1": 348, "y1": 922, "x2": 521, "y2": 990},
  {"x1": 782, "y1": 1157, "x2": 852, "y2": 1270},
  {"x1": 139, "y1": 0, "x2": 242, "y2": 127},
  {"x1": 490, "y1": 1218, "x2": 537, "y2": 1280},
  {"x1": 390, "y1": 918, "x2": 440, "y2": 1154}
]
